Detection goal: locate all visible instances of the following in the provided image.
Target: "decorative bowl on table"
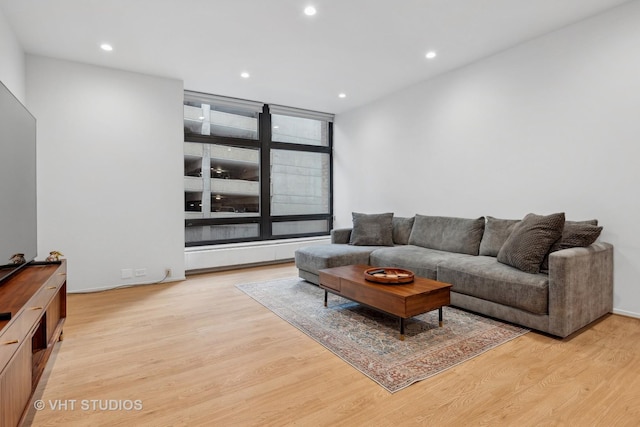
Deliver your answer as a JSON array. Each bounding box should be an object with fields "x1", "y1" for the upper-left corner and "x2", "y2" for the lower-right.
[{"x1": 364, "y1": 267, "x2": 415, "y2": 284}]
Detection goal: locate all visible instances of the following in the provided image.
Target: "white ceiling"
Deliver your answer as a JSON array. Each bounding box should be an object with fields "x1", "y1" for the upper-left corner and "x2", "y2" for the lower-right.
[{"x1": 0, "y1": 0, "x2": 632, "y2": 114}]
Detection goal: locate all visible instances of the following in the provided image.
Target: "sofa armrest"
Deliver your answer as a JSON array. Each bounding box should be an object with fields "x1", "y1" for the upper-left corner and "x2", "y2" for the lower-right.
[
  {"x1": 547, "y1": 242, "x2": 613, "y2": 337},
  {"x1": 331, "y1": 228, "x2": 352, "y2": 244}
]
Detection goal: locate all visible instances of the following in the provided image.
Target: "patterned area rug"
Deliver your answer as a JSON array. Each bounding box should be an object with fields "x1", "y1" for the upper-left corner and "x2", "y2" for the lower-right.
[{"x1": 236, "y1": 277, "x2": 529, "y2": 393}]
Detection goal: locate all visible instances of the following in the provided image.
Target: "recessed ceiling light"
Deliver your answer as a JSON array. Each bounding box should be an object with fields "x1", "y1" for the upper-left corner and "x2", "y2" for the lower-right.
[
  {"x1": 100, "y1": 43, "x2": 113, "y2": 52},
  {"x1": 425, "y1": 51, "x2": 437, "y2": 59},
  {"x1": 240, "y1": 72, "x2": 250, "y2": 78},
  {"x1": 273, "y1": 125, "x2": 280, "y2": 129},
  {"x1": 338, "y1": 93, "x2": 347, "y2": 98},
  {"x1": 304, "y1": 6, "x2": 317, "y2": 16}
]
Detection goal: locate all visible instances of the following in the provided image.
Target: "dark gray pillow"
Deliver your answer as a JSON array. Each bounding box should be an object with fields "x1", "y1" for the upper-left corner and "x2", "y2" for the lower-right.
[
  {"x1": 349, "y1": 212, "x2": 394, "y2": 246},
  {"x1": 540, "y1": 220, "x2": 602, "y2": 271},
  {"x1": 408, "y1": 215, "x2": 485, "y2": 255},
  {"x1": 392, "y1": 216, "x2": 414, "y2": 245},
  {"x1": 479, "y1": 216, "x2": 520, "y2": 257},
  {"x1": 497, "y1": 212, "x2": 565, "y2": 274}
]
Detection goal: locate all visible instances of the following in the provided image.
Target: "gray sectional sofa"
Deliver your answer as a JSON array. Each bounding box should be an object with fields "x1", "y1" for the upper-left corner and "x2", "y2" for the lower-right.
[{"x1": 295, "y1": 213, "x2": 614, "y2": 338}]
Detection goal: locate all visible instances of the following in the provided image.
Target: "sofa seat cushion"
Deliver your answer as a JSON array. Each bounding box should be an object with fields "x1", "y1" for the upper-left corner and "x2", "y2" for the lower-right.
[
  {"x1": 438, "y1": 256, "x2": 549, "y2": 315},
  {"x1": 370, "y1": 245, "x2": 471, "y2": 280},
  {"x1": 295, "y1": 244, "x2": 380, "y2": 275}
]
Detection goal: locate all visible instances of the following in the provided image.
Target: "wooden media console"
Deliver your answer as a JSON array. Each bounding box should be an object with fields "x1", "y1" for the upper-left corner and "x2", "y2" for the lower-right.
[{"x1": 0, "y1": 260, "x2": 67, "y2": 427}]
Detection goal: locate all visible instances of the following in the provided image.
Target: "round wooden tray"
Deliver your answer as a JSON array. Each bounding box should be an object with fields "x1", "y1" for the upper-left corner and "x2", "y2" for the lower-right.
[{"x1": 364, "y1": 267, "x2": 415, "y2": 284}]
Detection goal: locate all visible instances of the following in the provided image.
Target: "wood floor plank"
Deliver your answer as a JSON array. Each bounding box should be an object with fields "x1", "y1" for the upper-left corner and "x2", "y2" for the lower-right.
[{"x1": 24, "y1": 262, "x2": 640, "y2": 426}]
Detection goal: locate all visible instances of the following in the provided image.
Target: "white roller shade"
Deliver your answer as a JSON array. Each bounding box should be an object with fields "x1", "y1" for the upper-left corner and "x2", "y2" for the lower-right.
[
  {"x1": 269, "y1": 104, "x2": 334, "y2": 122},
  {"x1": 184, "y1": 91, "x2": 264, "y2": 114}
]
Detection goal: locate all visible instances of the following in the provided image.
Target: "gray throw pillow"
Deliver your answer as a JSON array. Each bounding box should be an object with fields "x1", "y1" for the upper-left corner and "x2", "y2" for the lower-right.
[
  {"x1": 479, "y1": 216, "x2": 520, "y2": 257},
  {"x1": 540, "y1": 220, "x2": 602, "y2": 271},
  {"x1": 349, "y1": 212, "x2": 394, "y2": 246},
  {"x1": 497, "y1": 212, "x2": 565, "y2": 274},
  {"x1": 408, "y1": 215, "x2": 485, "y2": 255},
  {"x1": 392, "y1": 216, "x2": 414, "y2": 245}
]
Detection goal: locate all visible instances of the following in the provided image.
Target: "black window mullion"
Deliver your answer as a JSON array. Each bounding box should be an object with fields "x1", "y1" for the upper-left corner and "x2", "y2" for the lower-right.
[
  {"x1": 270, "y1": 141, "x2": 330, "y2": 154},
  {"x1": 184, "y1": 133, "x2": 259, "y2": 149},
  {"x1": 328, "y1": 121, "x2": 334, "y2": 231},
  {"x1": 260, "y1": 105, "x2": 272, "y2": 240}
]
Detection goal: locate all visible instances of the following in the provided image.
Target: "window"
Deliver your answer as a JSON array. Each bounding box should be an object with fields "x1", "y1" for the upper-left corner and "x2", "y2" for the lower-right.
[
  {"x1": 184, "y1": 92, "x2": 333, "y2": 246},
  {"x1": 270, "y1": 150, "x2": 330, "y2": 216},
  {"x1": 184, "y1": 97, "x2": 259, "y2": 139},
  {"x1": 271, "y1": 114, "x2": 328, "y2": 146}
]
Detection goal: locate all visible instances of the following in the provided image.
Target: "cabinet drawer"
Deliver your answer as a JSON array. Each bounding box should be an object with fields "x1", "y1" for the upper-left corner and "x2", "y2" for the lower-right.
[
  {"x1": 0, "y1": 313, "x2": 30, "y2": 373},
  {"x1": 33, "y1": 271, "x2": 67, "y2": 307},
  {"x1": 0, "y1": 297, "x2": 49, "y2": 373},
  {"x1": 0, "y1": 336, "x2": 33, "y2": 427},
  {"x1": 28, "y1": 287, "x2": 55, "y2": 313},
  {"x1": 25, "y1": 274, "x2": 64, "y2": 317},
  {"x1": 46, "y1": 270, "x2": 67, "y2": 291}
]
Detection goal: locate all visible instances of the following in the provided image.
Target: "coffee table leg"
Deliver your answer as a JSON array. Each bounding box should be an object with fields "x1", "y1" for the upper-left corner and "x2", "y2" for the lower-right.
[
  {"x1": 439, "y1": 307, "x2": 443, "y2": 327},
  {"x1": 400, "y1": 318, "x2": 405, "y2": 341},
  {"x1": 324, "y1": 290, "x2": 328, "y2": 307}
]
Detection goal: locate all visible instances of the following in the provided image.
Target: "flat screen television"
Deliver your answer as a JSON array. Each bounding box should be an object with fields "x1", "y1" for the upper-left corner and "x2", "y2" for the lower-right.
[{"x1": 0, "y1": 80, "x2": 37, "y2": 284}]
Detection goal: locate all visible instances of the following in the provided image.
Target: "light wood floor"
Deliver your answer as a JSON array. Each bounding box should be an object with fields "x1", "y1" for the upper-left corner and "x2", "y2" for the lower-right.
[{"x1": 25, "y1": 262, "x2": 640, "y2": 426}]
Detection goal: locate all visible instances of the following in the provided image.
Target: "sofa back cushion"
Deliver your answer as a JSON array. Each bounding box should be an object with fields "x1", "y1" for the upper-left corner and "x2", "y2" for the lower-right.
[
  {"x1": 408, "y1": 215, "x2": 485, "y2": 255},
  {"x1": 392, "y1": 216, "x2": 415, "y2": 245},
  {"x1": 540, "y1": 220, "x2": 602, "y2": 271},
  {"x1": 497, "y1": 212, "x2": 565, "y2": 273},
  {"x1": 349, "y1": 212, "x2": 394, "y2": 246},
  {"x1": 479, "y1": 216, "x2": 520, "y2": 257}
]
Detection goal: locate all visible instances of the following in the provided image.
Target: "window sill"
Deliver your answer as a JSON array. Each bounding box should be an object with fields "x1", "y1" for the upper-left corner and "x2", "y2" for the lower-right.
[{"x1": 184, "y1": 236, "x2": 330, "y2": 272}]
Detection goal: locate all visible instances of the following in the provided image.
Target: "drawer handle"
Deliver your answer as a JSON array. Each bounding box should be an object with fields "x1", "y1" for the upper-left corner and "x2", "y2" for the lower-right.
[
  {"x1": 30, "y1": 306, "x2": 43, "y2": 310},
  {"x1": 58, "y1": 273, "x2": 67, "y2": 276},
  {"x1": 47, "y1": 286, "x2": 57, "y2": 290},
  {"x1": 3, "y1": 339, "x2": 18, "y2": 345}
]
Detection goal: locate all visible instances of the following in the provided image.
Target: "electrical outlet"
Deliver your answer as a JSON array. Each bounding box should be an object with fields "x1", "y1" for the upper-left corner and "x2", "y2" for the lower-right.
[
  {"x1": 165, "y1": 268, "x2": 172, "y2": 278},
  {"x1": 121, "y1": 268, "x2": 133, "y2": 279},
  {"x1": 135, "y1": 268, "x2": 147, "y2": 277}
]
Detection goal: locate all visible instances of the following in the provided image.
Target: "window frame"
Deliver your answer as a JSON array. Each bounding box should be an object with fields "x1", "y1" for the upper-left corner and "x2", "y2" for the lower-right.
[{"x1": 184, "y1": 95, "x2": 333, "y2": 247}]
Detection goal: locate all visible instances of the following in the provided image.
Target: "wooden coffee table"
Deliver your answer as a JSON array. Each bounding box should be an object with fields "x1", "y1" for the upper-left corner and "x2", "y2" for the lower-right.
[{"x1": 318, "y1": 264, "x2": 452, "y2": 340}]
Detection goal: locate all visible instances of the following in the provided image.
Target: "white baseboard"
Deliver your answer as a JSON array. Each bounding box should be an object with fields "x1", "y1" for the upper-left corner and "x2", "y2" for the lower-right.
[
  {"x1": 184, "y1": 236, "x2": 330, "y2": 272},
  {"x1": 68, "y1": 276, "x2": 186, "y2": 294},
  {"x1": 612, "y1": 308, "x2": 640, "y2": 319}
]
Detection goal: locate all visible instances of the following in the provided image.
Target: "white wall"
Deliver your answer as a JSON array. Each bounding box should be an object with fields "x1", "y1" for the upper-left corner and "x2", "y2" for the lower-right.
[
  {"x1": 27, "y1": 56, "x2": 185, "y2": 292},
  {"x1": 334, "y1": 1, "x2": 640, "y2": 317},
  {"x1": 0, "y1": 7, "x2": 25, "y2": 102}
]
